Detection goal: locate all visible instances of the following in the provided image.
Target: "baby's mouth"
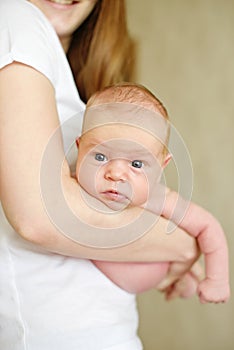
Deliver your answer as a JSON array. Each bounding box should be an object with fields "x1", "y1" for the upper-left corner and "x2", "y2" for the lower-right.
[{"x1": 101, "y1": 190, "x2": 128, "y2": 203}]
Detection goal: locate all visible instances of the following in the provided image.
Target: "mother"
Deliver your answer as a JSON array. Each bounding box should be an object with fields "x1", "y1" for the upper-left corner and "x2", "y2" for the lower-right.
[{"x1": 0, "y1": 1, "x2": 198, "y2": 349}]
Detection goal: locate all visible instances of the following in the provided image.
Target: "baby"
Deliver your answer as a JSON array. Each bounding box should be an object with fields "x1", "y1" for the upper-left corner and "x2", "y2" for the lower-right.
[{"x1": 75, "y1": 83, "x2": 230, "y2": 303}]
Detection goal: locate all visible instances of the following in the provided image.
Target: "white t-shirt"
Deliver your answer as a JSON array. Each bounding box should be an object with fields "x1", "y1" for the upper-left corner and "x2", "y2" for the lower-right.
[{"x1": 0, "y1": 1, "x2": 142, "y2": 349}]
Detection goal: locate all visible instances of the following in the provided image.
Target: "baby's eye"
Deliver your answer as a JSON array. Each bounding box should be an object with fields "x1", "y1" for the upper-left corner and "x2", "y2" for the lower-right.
[
  {"x1": 131, "y1": 160, "x2": 143, "y2": 168},
  {"x1": 95, "y1": 153, "x2": 107, "y2": 162}
]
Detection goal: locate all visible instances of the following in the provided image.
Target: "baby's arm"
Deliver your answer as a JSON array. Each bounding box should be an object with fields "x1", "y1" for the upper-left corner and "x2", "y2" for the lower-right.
[
  {"x1": 95, "y1": 188, "x2": 230, "y2": 302},
  {"x1": 158, "y1": 189, "x2": 230, "y2": 303},
  {"x1": 92, "y1": 188, "x2": 204, "y2": 298}
]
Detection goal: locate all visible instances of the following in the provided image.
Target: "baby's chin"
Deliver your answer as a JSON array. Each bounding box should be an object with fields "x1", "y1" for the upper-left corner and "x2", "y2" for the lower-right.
[
  {"x1": 99, "y1": 197, "x2": 131, "y2": 212},
  {"x1": 79, "y1": 186, "x2": 130, "y2": 213}
]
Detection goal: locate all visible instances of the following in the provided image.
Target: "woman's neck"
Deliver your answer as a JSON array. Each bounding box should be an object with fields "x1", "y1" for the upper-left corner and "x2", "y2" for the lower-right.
[{"x1": 59, "y1": 35, "x2": 71, "y2": 53}]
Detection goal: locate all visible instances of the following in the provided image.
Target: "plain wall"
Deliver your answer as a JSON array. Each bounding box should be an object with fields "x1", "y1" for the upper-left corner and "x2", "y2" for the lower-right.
[{"x1": 126, "y1": 1, "x2": 234, "y2": 349}]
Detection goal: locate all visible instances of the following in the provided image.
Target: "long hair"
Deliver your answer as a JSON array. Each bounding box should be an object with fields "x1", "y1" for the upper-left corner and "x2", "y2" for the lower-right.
[{"x1": 67, "y1": 0, "x2": 136, "y2": 103}]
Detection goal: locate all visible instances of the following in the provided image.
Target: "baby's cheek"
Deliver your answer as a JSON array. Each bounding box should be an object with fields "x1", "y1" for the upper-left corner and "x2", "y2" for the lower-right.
[
  {"x1": 78, "y1": 161, "x2": 96, "y2": 193},
  {"x1": 132, "y1": 178, "x2": 149, "y2": 206}
]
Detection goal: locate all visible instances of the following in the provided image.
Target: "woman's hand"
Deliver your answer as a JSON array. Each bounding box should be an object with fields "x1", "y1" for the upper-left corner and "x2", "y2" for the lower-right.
[{"x1": 158, "y1": 261, "x2": 204, "y2": 300}]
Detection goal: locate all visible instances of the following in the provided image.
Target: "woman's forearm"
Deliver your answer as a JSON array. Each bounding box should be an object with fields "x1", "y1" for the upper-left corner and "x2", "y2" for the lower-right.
[
  {"x1": 5, "y1": 163, "x2": 198, "y2": 263},
  {"x1": 24, "y1": 172, "x2": 199, "y2": 263}
]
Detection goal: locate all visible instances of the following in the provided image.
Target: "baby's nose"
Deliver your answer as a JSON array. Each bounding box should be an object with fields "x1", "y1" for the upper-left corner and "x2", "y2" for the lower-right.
[{"x1": 104, "y1": 159, "x2": 129, "y2": 182}]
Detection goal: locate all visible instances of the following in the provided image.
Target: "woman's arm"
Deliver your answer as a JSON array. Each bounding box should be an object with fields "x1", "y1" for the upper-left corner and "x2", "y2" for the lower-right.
[{"x1": 0, "y1": 63, "x2": 198, "y2": 263}]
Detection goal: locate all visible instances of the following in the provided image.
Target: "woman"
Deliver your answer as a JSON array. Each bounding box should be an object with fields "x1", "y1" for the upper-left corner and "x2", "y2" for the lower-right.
[{"x1": 0, "y1": 1, "x2": 199, "y2": 349}]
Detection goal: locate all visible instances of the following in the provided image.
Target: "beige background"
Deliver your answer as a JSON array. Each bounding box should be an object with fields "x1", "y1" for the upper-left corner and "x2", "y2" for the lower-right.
[{"x1": 126, "y1": 1, "x2": 234, "y2": 349}]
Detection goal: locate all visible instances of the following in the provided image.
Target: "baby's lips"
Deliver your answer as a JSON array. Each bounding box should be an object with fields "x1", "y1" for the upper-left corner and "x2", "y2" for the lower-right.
[{"x1": 102, "y1": 190, "x2": 128, "y2": 202}]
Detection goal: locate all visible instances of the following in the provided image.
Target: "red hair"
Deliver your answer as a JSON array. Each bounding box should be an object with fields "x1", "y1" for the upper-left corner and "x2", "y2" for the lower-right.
[{"x1": 67, "y1": 0, "x2": 136, "y2": 103}]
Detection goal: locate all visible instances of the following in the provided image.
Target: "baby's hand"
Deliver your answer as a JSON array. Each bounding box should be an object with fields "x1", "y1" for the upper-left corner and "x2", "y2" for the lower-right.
[{"x1": 197, "y1": 278, "x2": 230, "y2": 304}]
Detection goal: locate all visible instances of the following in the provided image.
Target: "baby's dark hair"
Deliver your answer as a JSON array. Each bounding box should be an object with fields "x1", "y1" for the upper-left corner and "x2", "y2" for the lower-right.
[
  {"x1": 86, "y1": 83, "x2": 170, "y2": 154},
  {"x1": 86, "y1": 82, "x2": 169, "y2": 121}
]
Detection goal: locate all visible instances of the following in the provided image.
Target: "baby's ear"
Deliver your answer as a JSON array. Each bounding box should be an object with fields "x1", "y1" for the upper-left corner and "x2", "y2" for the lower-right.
[
  {"x1": 75, "y1": 137, "x2": 80, "y2": 149},
  {"x1": 162, "y1": 153, "x2": 172, "y2": 169}
]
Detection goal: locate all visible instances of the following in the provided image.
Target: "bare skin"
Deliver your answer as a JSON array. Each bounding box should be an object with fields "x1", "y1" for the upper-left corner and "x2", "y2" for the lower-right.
[
  {"x1": 76, "y1": 109, "x2": 230, "y2": 303},
  {"x1": 0, "y1": 1, "x2": 201, "y2": 294},
  {"x1": 0, "y1": 63, "x2": 199, "y2": 265}
]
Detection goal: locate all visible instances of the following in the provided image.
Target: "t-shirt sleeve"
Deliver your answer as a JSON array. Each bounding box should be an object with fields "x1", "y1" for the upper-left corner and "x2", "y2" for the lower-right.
[{"x1": 0, "y1": 0, "x2": 57, "y2": 87}]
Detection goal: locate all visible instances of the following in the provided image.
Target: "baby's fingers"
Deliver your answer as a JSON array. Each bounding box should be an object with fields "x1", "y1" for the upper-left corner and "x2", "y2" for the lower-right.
[{"x1": 197, "y1": 279, "x2": 230, "y2": 304}]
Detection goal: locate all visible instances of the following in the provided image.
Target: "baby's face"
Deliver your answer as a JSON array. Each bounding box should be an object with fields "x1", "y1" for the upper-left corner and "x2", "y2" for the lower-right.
[{"x1": 76, "y1": 125, "x2": 166, "y2": 210}]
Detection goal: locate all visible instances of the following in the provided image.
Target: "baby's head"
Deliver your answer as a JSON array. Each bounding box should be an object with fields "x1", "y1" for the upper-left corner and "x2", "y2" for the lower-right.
[
  {"x1": 76, "y1": 83, "x2": 171, "y2": 210},
  {"x1": 85, "y1": 82, "x2": 170, "y2": 153}
]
